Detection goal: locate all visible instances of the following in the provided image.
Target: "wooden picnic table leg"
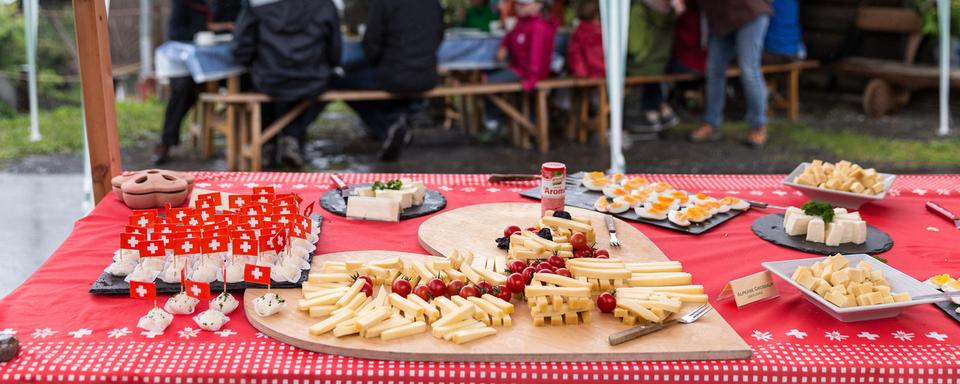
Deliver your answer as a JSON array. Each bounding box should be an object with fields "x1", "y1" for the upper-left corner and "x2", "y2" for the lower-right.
[
  {"x1": 536, "y1": 89, "x2": 549, "y2": 153},
  {"x1": 788, "y1": 68, "x2": 800, "y2": 122},
  {"x1": 578, "y1": 89, "x2": 589, "y2": 144},
  {"x1": 250, "y1": 102, "x2": 262, "y2": 172},
  {"x1": 598, "y1": 84, "x2": 609, "y2": 146},
  {"x1": 236, "y1": 103, "x2": 248, "y2": 171},
  {"x1": 224, "y1": 75, "x2": 240, "y2": 170},
  {"x1": 200, "y1": 81, "x2": 218, "y2": 159}
]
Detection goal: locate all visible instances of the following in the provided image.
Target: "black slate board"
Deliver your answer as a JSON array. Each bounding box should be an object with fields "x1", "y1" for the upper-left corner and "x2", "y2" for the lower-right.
[
  {"x1": 320, "y1": 184, "x2": 447, "y2": 220},
  {"x1": 89, "y1": 214, "x2": 324, "y2": 295},
  {"x1": 751, "y1": 213, "x2": 893, "y2": 255},
  {"x1": 520, "y1": 173, "x2": 745, "y2": 235},
  {"x1": 934, "y1": 296, "x2": 960, "y2": 324}
]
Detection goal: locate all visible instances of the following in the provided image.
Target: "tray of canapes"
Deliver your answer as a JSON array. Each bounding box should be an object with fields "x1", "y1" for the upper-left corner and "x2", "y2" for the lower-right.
[
  {"x1": 92, "y1": 188, "x2": 322, "y2": 295},
  {"x1": 521, "y1": 172, "x2": 750, "y2": 234}
]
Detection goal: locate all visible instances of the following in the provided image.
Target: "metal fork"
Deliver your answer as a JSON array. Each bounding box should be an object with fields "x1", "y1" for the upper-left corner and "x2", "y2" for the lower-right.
[
  {"x1": 608, "y1": 304, "x2": 713, "y2": 345},
  {"x1": 604, "y1": 215, "x2": 621, "y2": 247}
]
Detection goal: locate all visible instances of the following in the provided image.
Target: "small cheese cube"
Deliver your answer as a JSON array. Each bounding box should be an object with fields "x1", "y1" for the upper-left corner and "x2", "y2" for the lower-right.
[{"x1": 806, "y1": 218, "x2": 826, "y2": 243}]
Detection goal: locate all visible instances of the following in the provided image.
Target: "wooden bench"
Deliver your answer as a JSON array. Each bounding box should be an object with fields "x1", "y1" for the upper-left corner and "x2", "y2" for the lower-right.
[{"x1": 564, "y1": 60, "x2": 819, "y2": 145}]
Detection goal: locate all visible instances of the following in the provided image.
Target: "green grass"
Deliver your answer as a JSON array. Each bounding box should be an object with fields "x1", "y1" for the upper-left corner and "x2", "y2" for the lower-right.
[{"x1": 0, "y1": 101, "x2": 163, "y2": 161}]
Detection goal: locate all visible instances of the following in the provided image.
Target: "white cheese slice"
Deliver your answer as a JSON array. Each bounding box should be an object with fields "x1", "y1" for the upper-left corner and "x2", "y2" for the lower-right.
[
  {"x1": 840, "y1": 220, "x2": 856, "y2": 243},
  {"x1": 345, "y1": 196, "x2": 400, "y2": 222},
  {"x1": 806, "y1": 218, "x2": 826, "y2": 243},
  {"x1": 824, "y1": 222, "x2": 844, "y2": 246},
  {"x1": 784, "y1": 207, "x2": 803, "y2": 223},
  {"x1": 400, "y1": 187, "x2": 422, "y2": 206},
  {"x1": 375, "y1": 190, "x2": 412, "y2": 209},
  {"x1": 355, "y1": 187, "x2": 375, "y2": 197},
  {"x1": 852, "y1": 220, "x2": 867, "y2": 244},
  {"x1": 784, "y1": 213, "x2": 813, "y2": 236}
]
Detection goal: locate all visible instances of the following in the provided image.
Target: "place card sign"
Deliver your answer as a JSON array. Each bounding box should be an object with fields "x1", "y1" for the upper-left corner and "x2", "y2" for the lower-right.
[{"x1": 718, "y1": 271, "x2": 780, "y2": 308}]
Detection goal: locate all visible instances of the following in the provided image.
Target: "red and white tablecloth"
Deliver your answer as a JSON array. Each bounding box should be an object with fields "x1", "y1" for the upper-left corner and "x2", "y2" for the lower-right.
[{"x1": 1, "y1": 172, "x2": 959, "y2": 384}]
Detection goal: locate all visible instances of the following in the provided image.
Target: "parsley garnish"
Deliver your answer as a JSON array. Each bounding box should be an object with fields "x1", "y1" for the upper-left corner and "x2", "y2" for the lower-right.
[
  {"x1": 372, "y1": 179, "x2": 403, "y2": 191},
  {"x1": 801, "y1": 201, "x2": 835, "y2": 223}
]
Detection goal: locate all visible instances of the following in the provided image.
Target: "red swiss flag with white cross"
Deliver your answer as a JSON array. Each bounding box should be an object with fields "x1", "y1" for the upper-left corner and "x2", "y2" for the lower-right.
[
  {"x1": 244, "y1": 264, "x2": 271, "y2": 285},
  {"x1": 172, "y1": 237, "x2": 201, "y2": 256},
  {"x1": 201, "y1": 235, "x2": 229, "y2": 254},
  {"x1": 185, "y1": 279, "x2": 211, "y2": 300},
  {"x1": 129, "y1": 280, "x2": 156, "y2": 300},
  {"x1": 138, "y1": 240, "x2": 166, "y2": 257},
  {"x1": 231, "y1": 237, "x2": 258, "y2": 257}
]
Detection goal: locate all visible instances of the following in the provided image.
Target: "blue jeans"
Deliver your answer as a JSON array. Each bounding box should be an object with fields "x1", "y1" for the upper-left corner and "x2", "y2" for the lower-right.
[{"x1": 704, "y1": 15, "x2": 770, "y2": 130}]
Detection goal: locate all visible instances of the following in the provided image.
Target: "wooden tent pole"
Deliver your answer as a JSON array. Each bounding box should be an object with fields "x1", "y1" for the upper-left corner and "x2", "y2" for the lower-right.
[{"x1": 73, "y1": 0, "x2": 121, "y2": 203}]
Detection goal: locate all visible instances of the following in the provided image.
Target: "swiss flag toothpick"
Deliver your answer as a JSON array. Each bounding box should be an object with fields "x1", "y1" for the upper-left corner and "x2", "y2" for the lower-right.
[
  {"x1": 201, "y1": 235, "x2": 229, "y2": 254},
  {"x1": 172, "y1": 237, "x2": 201, "y2": 256},
  {"x1": 244, "y1": 264, "x2": 271, "y2": 285},
  {"x1": 231, "y1": 237, "x2": 258, "y2": 257},
  {"x1": 229, "y1": 194, "x2": 252, "y2": 210},
  {"x1": 197, "y1": 192, "x2": 222, "y2": 207},
  {"x1": 253, "y1": 186, "x2": 275, "y2": 195},
  {"x1": 129, "y1": 280, "x2": 156, "y2": 300},
  {"x1": 138, "y1": 240, "x2": 166, "y2": 257},
  {"x1": 185, "y1": 279, "x2": 211, "y2": 300},
  {"x1": 120, "y1": 233, "x2": 146, "y2": 250},
  {"x1": 272, "y1": 229, "x2": 287, "y2": 254},
  {"x1": 302, "y1": 201, "x2": 315, "y2": 216},
  {"x1": 129, "y1": 214, "x2": 156, "y2": 228}
]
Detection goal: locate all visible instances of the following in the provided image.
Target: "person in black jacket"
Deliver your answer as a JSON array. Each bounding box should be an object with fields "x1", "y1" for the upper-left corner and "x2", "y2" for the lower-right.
[
  {"x1": 334, "y1": 0, "x2": 444, "y2": 161},
  {"x1": 155, "y1": 0, "x2": 211, "y2": 165},
  {"x1": 233, "y1": 0, "x2": 341, "y2": 168}
]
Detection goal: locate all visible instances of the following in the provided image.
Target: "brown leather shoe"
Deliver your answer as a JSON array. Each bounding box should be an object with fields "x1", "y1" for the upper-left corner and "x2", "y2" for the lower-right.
[
  {"x1": 747, "y1": 127, "x2": 768, "y2": 148},
  {"x1": 688, "y1": 124, "x2": 722, "y2": 142}
]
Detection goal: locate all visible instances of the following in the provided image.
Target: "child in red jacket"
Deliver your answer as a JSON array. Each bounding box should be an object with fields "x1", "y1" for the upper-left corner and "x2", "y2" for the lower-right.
[
  {"x1": 567, "y1": 1, "x2": 604, "y2": 79},
  {"x1": 489, "y1": 0, "x2": 557, "y2": 91}
]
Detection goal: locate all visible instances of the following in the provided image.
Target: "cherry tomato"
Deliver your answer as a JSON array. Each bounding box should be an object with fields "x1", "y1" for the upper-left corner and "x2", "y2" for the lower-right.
[
  {"x1": 595, "y1": 253, "x2": 609, "y2": 259},
  {"x1": 414, "y1": 285, "x2": 432, "y2": 301},
  {"x1": 569, "y1": 232, "x2": 588, "y2": 251},
  {"x1": 509, "y1": 260, "x2": 528, "y2": 274},
  {"x1": 554, "y1": 268, "x2": 572, "y2": 278},
  {"x1": 593, "y1": 249, "x2": 610, "y2": 258},
  {"x1": 503, "y1": 225, "x2": 521, "y2": 238},
  {"x1": 360, "y1": 282, "x2": 373, "y2": 297},
  {"x1": 506, "y1": 273, "x2": 525, "y2": 293},
  {"x1": 427, "y1": 278, "x2": 447, "y2": 298},
  {"x1": 547, "y1": 255, "x2": 566, "y2": 268},
  {"x1": 446, "y1": 280, "x2": 465, "y2": 297},
  {"x1": 459, "y1": 285, "x2": 480, "y2": 298},
  {"x1": 521, "y1": 266, "x2": 537, "y2": 284},
  {"x1": 597, "y1": 292, "x2": 616, "y2": 313},
  {"x1": 493, "y1": 285, "x2": 512, "y2": 301},
  {"x1": 355, "y1": 275, "x2": 374, "y2": 286},
  {"x1": 537, "y1": 262, "x2": 555, "y2": 272},
  {"x1": 391, "y1": 278, "x2": 412, "y2": 297},
  {"x1": 475, "y1": 281, "x2": 493, "y2": 295},
  {"x1": 525, "y1": 227, "x2": 538, "y2": 233}
]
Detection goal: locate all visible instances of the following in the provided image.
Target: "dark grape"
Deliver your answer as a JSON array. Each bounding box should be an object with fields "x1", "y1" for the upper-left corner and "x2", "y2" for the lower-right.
[
  {"x1": 552, "y1": 210, "x2": 572, "y2": 220},
  {"x1": 536, "y1": 228, "x2": 553, "y2": 241}
]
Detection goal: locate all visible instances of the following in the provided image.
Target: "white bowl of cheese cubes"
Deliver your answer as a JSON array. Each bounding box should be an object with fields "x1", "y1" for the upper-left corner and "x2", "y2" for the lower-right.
[
  {"x1": 763, "y1": 254, "x2": 945, "y2": 322},
  {"x1": 782, "y1": 161, "x2": 896, "y2": 209}
]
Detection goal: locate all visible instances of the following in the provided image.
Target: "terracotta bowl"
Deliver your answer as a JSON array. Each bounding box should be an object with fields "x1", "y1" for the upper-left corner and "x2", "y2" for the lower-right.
[{"x1": 111, "y1": 169, "x2": 195, "y2": 209}]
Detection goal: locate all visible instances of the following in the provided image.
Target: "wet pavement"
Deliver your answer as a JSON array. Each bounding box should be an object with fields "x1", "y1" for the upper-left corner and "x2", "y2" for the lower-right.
[{"x1": 0, "y1": 174, "x2": 86, "y2": 298}]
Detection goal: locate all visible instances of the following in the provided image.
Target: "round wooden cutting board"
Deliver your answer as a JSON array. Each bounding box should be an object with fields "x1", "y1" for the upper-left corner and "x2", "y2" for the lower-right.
[
  {"x1": 418, "y1": 202, "x2": 666, "y2": 263},
  {"x1": 245, "y1": 251, "x2": 749, "y2": 362}
]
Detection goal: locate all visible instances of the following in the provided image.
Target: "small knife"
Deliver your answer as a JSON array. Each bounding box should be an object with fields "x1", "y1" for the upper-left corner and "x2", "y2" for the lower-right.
[
  {"x1": 745, "y1": 199, "x2": 790, "y2": 210},
  {"x1": 330, "y1": 174, "x2": 350, "y2": 204},
  {"x1": 926, "y1": 201, "x2": 960, "y2": 230}
]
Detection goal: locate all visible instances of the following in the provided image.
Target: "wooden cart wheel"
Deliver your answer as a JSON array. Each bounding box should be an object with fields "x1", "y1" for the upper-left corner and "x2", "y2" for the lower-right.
[{"x1": 863, "y1": 78, "x2": 895, "y2": 118}]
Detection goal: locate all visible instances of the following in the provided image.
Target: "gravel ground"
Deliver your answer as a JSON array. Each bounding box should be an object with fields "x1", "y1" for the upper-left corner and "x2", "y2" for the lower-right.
[{"x1": 3, "y1": 89, "x2": 957, "y2": 175}]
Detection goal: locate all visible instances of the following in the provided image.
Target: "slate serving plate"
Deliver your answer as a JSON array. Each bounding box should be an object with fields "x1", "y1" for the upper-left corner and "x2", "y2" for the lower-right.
[
  {"x1": 934, "y1": 295, "x2": 960, "y2": 324},
  {"x1": 751, "y1": 213, "x2": 893, "y2": 255},
  {"x1": 89, "y1": 215, "x2": 323, "y2": 295},
  {"x1": 320, "y1": 183, "x2": 447, "y2": 220},
  {"x1": 520, "y1": 172, "x2": 746, "y2": 235}
]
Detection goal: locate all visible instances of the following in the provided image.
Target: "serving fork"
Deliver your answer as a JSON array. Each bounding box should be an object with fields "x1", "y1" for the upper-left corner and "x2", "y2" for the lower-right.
[
  {"x1": 604, "y1": 215, "x2": 621, "y2": 247},
  {"x1": 608, "y1": 304, "x2": 713, "y2": 345}
]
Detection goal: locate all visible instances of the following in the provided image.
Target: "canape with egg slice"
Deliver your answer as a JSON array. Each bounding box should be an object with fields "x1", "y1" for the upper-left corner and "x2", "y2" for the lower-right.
[
  {"x1": 684, "y1": 206, "x2": 712, "y2": 223},
  {"x1": 606, "y1": 201, "x2": 630, "y2": 214},
  {"x1": 719, "y1": 196, "x2": 750, "y2": 211},
  {"x1": 696, "y1": 200, "x2": 722, "y2": 216},
  {"x1": 635, "y1": 201, "x2": 672, "y2": 220},
  {"x1": 614, "y1": 195, "x2": 643, "y2": 208},
  {"x1": 623, "y1": 177, "x2": 649, "y2": 191},
  {"x1": 583, "y1": 174, "x2": 611, "y2": 191},
  {"x1": 651, "y1": 195, "x2": 682, "y2": 210},
  {"x1": 668, "y1": 191, "x2": 690, "y2": 206},
  {"x1": 631, "y1": 188, "x2": 654, "y2": 201},
  {"x1": 688, "y1": 192, "x2": 715, "y2": 206},
  {"x1": 610, "y1": 173, "x2": 626, "y2": 185},
  {"x1": 603, "y1": 185, "x2": 630, "y2": 199},
  {"x1": 594, "y1": 197, "x2": 610, "y2": 213},
  {"x1": 650, "y1": 181, "x2": 674, "y2": 193},
  {"x1": 667, "y1": 210, "x2": 691, "y2": 227}
]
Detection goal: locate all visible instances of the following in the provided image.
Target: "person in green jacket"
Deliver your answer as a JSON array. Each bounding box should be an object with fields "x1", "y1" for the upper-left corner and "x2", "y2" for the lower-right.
[
  {"x1": 626, "y1": 0, "x2": 683, "y2": 132},
  {"x1": 461, "y1": 0, "x2": 499, "y2": 31}
]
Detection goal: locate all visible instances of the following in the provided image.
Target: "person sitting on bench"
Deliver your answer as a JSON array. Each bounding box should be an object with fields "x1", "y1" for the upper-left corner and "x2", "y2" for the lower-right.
[
  {"x1": 763, "y1": 0, "x2": 806, "y2": 64},
  {"x1": 690, "y1": 0, "x2": 772, "y2": 148},
  {"x1": 233, "y1": 0, "x2": 342, "y2": 168},
  {"x1": 333, "y1": 0, "x2": 444, "y2": 161}
]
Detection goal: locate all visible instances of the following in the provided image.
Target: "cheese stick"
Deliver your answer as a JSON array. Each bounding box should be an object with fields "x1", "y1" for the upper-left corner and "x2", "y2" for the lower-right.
[
  {"x1": 569, "y1": 266, "x2": 631, "y2": 279},
  {"x1": 298, "y1": 291, "x2": 345, "y2": 310},
  {"x1": 476, "y1": 268, "x2": 507, "y2": 285},
  {"x1": 480, "y1": 294, "x2": 514, "y2": 314},
  {"x1": 307, "y1": 273, "x2": 353, "y2": 283},
  {"x1": 467, "y1": 296, "x2": 505, "y2": 317},
  {"x1": 431, "y1": 319, "x2": 484, "y2": 339},
  {"x1": 388, "y1": 293, "x2": 425, "y2": 318},
  {"x1": 449, "y1": 327, "x2": 497, "y2": 344},
  {"x1": 302, "y1": 286, "x2": 349, "y2": 299},
  {"x1": 524, "y1": 285, "x2": 592, "y2": 297},
  {"x1": 308, "y1": 305, "x2": 337, "y2": 317},
  {"x1": 368, "y1": 257, "x2": 401, "y2": 269},
  {"x1": 626, "y1": 272, "x2": 692, "y2": 287},
  {"x1": 335, "y1": 279, "x2": 366, "y2": 307},
  {"x1": 309, "y1": 309, "x2": 355, "y2": 335},
  {"x1": 432, "y1": 302, "x2": 476, "y2": 327},
  {"x1": 531, "y1": 273, "x2": 591, "y2": 288},
  {"x1": 406, "y1": 293, "x2": 441, "y2": 322},
  {"x1": 433, "y1": 296, "x2": 459, "y2": 315},
  {"x1": 363, "y1": 316, "x2": 412, "y2": 338},
  {"x1": 355, "y1": 307, "x2": 391, "y2": 331},
  {"x1": 380, "y1": 321, "x2": 427, "y2": 341},
  {"x1": 333, "y1": 295, "x2": 369, "y2": 315},
  {"x1": 617, "y1": 300, "x2": 660, "y2": 323}
]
